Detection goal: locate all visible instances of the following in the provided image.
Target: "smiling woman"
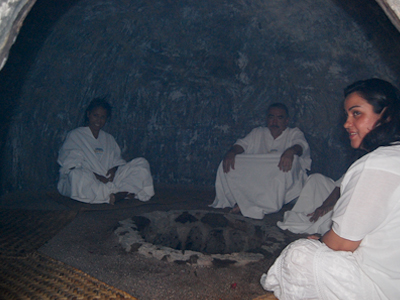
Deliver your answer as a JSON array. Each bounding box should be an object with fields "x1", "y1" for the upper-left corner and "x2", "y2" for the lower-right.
[
  {"x1": 343, "y1": 90, "x2": 383, "y2": 149},
  {"x1": 84, "y1": 98, "x2": 111, "y2": 138},
  {"x1": 56, "y1": 98, "x2": 155, "y2": 205},
  {"x1": 261, "y1": 78, "x2": 400, "y2": 300}
]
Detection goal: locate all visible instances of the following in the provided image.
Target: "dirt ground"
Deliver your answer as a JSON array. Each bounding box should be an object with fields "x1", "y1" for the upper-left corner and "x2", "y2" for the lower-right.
[{"x1": 32, "y1": 187, "x2": 299, "y2": 300}]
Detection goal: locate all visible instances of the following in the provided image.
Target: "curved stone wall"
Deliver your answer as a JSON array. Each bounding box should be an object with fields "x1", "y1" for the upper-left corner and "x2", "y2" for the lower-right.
[{"x1": 1, "y1": 0, "x2": 400, "y2": 193}]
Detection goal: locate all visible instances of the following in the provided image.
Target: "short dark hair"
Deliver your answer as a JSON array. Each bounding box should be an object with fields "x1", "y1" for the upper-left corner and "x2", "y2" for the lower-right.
[
  {"x1": 267, "y1": 103, "x2": 289, "y2": 117},
  {"x1": 84, "y1": 97, "x2": 112, "y2": 125},
  {"x1": 344, "y1": 78, "x2": 400, "y2": 151}
]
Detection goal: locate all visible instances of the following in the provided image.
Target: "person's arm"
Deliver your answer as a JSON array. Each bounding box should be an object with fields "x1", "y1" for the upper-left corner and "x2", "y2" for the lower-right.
[
  {"x1": 321, "y1": 229, "x2": 361, "y2": 252},
  {"x1": 94, "y1": 166, "x2": 119, "y2": 183},
  {"x1": 308, "y1": 187, "x2": 340, "y2": 222},
  {"x1": 58, "y1": 131, "x2": 86, "y2": 173},
  {"x1": 278, "y1": 144, "x2": 303, "y2": 172},
  {"x1": 223, "y1": 145, "x2": 244, "y2": 173},
  {"x1": 321, "y1": 165, "x2": 398, "y2": 253}
]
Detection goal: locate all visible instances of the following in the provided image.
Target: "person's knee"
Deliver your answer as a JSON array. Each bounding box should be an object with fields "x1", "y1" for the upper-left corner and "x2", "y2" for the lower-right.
[
  {"x1": 306, "y1": 173, "x2": 326, "y2": 185},
  {"x1": 284, "y1": 238, "x2": 322, "y2": 258},
  {"x1": 134, "y1": 157, "x2": 150, "y2": 168},
  {"x1": 68, "y1": 168, "x2": 96, "y2": 184}
]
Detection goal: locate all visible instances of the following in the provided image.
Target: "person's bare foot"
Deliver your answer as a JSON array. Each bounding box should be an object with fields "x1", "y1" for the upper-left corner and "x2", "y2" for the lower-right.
[
  {"x1": 109, "y1": 192, "x2": 135, "y2": 205},
  {"x1": 229, "y1": 205, "x2": 241, "y2": 214},
  {"x1": 109, "y1": 193, "x2": 116, "y2": 205},
  {"x1": 124, "y1": 193, "x2": 136, "y2": 200}
]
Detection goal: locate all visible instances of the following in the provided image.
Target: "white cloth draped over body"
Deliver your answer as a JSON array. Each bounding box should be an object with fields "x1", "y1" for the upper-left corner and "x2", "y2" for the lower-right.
[
  {"x1": 211, "y1": 127, "x2": 311, "y2": 219},
  {"x1": 277, "y1": 174, "x2": 343, "y2": 235},
  {"x1": 261, "y1": 144, "x2": 400, "y2": 300},
  {"x1": 57, "y1": 127, "x2": 155, "y2": 204}
]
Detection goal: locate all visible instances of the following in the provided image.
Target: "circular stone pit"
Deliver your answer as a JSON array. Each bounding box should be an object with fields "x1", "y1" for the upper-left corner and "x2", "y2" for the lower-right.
[{"x1": 114, "y1": 210, "x2": 287, "y2": 267}]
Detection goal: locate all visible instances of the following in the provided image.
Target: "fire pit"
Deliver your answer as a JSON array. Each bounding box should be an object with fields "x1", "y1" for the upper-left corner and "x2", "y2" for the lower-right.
[{"x1": 115, "y1": 210, "x2": 286, "y2": 267}]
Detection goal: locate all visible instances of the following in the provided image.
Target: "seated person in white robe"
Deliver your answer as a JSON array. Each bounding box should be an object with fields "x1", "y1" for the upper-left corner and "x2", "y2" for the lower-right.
[
  {"x1": 57, "y1": 98, "x2": 155, "y2": 204},
  {"x1": 277, "y1": 173, "x2": 343, "y2": 235},
  {"x1": 261, "y1": 78, "x2": 400, "y2": 300},
  {"x1": 211, "y1": 103, "x2": 311, "y2": 219}
]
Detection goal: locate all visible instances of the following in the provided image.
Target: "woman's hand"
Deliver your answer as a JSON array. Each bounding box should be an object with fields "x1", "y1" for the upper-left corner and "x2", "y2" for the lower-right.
[
  {"x1": 106, "y1": 167, "x2": 118, "y2": 182},
  {"x1": 93, "y1": 167, "x2": 118, "y2": 184},
  {"x1": 94, "y1": 172, "x2": 109, "y2": 184}
]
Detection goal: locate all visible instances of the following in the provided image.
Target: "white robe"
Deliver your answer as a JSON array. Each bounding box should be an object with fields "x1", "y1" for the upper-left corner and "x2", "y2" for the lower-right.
[
  {"x1": 261, "y1": 145, "x2": 400, "y2": 300},
  {"x1": 57, "y1": 127, "x2": 154, "y2": 204},
  {"x1": 211, "y1": 127, "x2": 311, "y2": 219},
  {"x1": 277, "y1": 174, "x2": 343, "y2": 235}
]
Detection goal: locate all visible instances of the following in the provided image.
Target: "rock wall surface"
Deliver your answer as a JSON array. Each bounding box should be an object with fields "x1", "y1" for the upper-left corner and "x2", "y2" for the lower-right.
[
  {"x1": 1, "y1": 0, "x2": 400, "y2": 193},
  {"x1": 376, "y1": 0, "x2": 400, "y2": 32},
  {"x1": 0, "y1": 0, "x2": 36, "y2": 70}
]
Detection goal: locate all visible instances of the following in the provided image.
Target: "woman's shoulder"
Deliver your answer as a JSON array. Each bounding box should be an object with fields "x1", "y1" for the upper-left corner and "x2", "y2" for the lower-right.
[
  {"x1": 98, "y1": 129, "x2": 115, "y2": 138},
  {"x1": 366, "y1": 144, "x2": 400, "y2": 159},
  {"x1": 68, "y1": 126, "x2": 87, "y2": 133},
  {"x1": 65, "y1": 126, "x2": 88, "y2": 137},
  {"x1": 353, "y1": 144, "x2": 400, "y2": 173},
  {"x1": 98, "y1": 130, "x2": 118, "y2": 144}
]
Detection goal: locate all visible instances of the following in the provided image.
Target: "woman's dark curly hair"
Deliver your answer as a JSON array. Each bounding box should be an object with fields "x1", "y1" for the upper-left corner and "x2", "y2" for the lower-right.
[
  {"x1": 84, "y1": 97, "x2": 112, "y2": 125},
  {"x1": 344, "y1": 78, "x2": 400, "y2": 152}
]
